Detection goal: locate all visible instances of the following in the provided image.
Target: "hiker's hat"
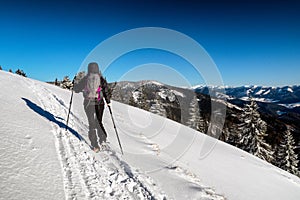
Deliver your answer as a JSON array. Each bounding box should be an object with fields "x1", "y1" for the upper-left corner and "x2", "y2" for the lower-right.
[{"x1": 88, "y1": 62, "x2": 99, "y2": 74}]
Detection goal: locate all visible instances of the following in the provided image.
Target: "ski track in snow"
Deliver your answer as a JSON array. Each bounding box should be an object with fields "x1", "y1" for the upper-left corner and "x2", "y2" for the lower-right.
[
  {"x1": 24, "y1": 78, "x2": 168, "y2": 200},
  {"x1": 165, "y1": 165, "x2": 225, "y2": 200}
]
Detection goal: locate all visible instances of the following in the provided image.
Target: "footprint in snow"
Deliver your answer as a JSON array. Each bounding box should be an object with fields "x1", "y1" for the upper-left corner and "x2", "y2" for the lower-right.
[
  {"x1": 25, "y1": 134, "x2": 32, "y2": 139},
  {"x1": 149, "y1": 143, "x2": 160, "y2": 155}
]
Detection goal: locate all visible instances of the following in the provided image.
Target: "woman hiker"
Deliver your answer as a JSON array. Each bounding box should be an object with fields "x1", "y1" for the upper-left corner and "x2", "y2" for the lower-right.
[{"x1": 74, "y1": 62, "x2": 111, "y2": 152}]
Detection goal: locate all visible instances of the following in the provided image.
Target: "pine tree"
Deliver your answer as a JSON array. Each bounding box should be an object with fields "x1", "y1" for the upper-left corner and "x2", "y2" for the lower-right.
[
  {"x1": 149, "y1": 99, "x2": 166, "y2": 117},
  {"x1": 74, "y1": 71, "x2": 86, "y2": 83},
  {"x1": 140, "y1": 86, "x2": 150, "y2": 111},
  {"x1": 0, "y1": 65, "x2": 2, "y2": 70},
  {"x1": 107, "y1": 81, "x2": 116, "y2": 100},
  {"x1": 221, "y1": 121, "x2": 240, "y2": 146},
  {"x1": 187, "y1": 96, "x2": 206, "y2": 133},
  {"x1": 54, "y1": 78, "x2": 58, "y2": 86},
  {"x1": 238, "y1": 99, "x2": 274, "y2": 162},
  {"x1": 129, "y1": 95, "x2": 137, "y2": 107},
  {"x1": 60, "y1": 76, "x2": 72, "y2": 89},
  {"x1": 15, "y1": 69, "x2": 27, "y2": 77},
  {"x1": 276, "y1": 128, "x2": 299, "y2": 176}
]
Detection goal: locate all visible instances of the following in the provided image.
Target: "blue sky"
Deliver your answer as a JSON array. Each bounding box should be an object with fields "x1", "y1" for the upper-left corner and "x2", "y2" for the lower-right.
[{"x1": 0, "y1": 0, "x2": 299, "y2": 87}]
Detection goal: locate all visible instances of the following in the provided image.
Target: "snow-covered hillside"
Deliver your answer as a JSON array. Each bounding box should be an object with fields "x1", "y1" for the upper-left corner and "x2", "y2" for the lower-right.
[{"x1": 1, "y1": 70, "x2": 300, "y2": 200}]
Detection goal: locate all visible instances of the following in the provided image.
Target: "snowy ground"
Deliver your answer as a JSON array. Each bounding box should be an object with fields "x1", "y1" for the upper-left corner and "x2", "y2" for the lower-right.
[{"x1": 1, "y1": 70, "x2": 300, "y2": 200}]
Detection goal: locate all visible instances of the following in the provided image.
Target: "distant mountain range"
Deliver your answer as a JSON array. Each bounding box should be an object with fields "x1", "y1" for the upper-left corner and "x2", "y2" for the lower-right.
[
  {"x1": 111, "y1": 81, "x2": 300, "y2": 123},
  {"x1": 194, "y1": 85, "x2": 300, "y2": 105},
  {"x1": 194, "y1": 85, "x2": 300, "y2": 126}
]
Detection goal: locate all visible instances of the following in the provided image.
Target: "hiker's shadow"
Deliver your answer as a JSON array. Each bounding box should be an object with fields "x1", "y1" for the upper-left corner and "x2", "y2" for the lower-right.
[{"x1": 22, "y1": 97, "x2": 89, "y2": 146}]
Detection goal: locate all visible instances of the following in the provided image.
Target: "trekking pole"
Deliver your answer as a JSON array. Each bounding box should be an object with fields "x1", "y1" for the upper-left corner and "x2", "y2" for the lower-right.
[
  {"x1": 65, "y1": 76, "x2": 76, "y2": 131},
  {"x1": 108, "y1": 105, "x2": 124, "y2": 155}
]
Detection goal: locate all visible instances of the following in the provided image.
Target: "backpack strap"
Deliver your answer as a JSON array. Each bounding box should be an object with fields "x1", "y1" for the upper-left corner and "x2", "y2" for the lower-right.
[{"x1": 97, "y1": 86, "x2": 102, "y2": 102}]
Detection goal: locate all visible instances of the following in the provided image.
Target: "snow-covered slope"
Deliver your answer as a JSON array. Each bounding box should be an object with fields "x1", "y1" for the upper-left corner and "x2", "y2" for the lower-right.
[
  {"x1": 0, "y1": 71, "x2": 167, "y2": 200},
  {"x1": 1, "y1": 70, "x2": 300, "y2": 200}
]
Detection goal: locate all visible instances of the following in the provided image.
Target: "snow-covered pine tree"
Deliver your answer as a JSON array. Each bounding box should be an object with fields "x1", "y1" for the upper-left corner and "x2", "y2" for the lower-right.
[
  {"x1": 60, "y1": 76, "x2": 72, "y2": 89},
  {"x1": 187, "y1": 96, "x2": 206, "y2": 133},
  {"x1": 149, "y1": 99, "x2": 166, "y2": 117},
  {"x1": 238, "y1": 99, "x2": 274, "y2": 162},
  {"x1": 129, "y1": 95, "x2": 137, "y2": 107},
  {"x1": 140, "y1": 86, "x2": 150, "y2": 111},
  {"x1": 276, "y1": 128, "x2": 299, "y2": 176},
  {"x1": 221, "y1": 121, "x2": 240, "y2": 146},
  {"x1": 74, "y1": 71, "x2": 86, "y2": 83}
]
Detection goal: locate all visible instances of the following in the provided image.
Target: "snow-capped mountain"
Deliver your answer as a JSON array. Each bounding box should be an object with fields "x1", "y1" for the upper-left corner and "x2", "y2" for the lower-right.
[
  {"x1": 194, "y1": 85, "x2": 300, "y2": 106},
  {"x1": 1, "y1": 71, "x2": 300, "y2": 200},
  {"x1": 111, "y1": 80, "x2": 185, "y2": 123}
]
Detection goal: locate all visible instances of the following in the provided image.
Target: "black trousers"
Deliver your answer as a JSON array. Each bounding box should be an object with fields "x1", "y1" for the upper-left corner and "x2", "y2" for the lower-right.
[{"x1": 84, "y1": 101, "x2": 107, "y2": 148}]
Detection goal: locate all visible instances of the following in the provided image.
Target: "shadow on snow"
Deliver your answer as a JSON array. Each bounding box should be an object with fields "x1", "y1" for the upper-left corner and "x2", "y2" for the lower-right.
[{"x1": 22, "y1": 97, "x2": 91, "y2": 148}]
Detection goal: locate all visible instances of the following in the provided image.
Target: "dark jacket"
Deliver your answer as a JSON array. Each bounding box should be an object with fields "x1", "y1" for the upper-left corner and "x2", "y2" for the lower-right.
[{"x1": 74, "y1": 75, "x2": 111, "y2": 106}]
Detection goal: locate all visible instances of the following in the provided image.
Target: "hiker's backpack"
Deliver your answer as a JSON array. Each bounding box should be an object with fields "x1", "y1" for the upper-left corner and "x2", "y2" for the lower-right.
[{"x1": 84, "y1": 73, "x2": 103, "y2": 101}]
